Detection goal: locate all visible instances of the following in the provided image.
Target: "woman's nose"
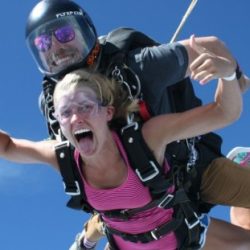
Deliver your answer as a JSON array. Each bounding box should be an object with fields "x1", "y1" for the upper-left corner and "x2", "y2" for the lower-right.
[{"x1": 71, "y1": 112, "x2": 84, "y2": 124}]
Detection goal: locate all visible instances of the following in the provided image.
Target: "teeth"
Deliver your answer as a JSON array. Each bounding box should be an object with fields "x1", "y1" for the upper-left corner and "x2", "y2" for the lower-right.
[
  {"x1": 74, "y1": 128, "x2": 90, "y2": 135},
  {"x1": 56, "y1": 57, "x2": 71, "y2": 64}
]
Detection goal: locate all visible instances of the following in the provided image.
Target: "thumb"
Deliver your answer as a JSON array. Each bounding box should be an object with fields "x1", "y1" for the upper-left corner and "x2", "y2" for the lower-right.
[{"x1": 189, "y1": 34, "x2": 206, "y2": 55}]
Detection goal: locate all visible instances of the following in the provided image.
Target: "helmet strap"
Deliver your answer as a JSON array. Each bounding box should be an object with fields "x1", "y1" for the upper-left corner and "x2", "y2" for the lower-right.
[{"x1": 87, "y1": 43, "x2": 100, "y2": 66}]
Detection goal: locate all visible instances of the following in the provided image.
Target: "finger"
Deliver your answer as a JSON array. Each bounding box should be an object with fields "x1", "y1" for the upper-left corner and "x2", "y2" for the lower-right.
[
  {"x1": 191, "y1": 58, "x2": 216, "y2": 77},
  {"x1": 199, "y1": 74, "x2": 214, "y2": 85},
  {"x1": 192, "y1": 70, "x2": 214, "y2": 83},
  {"x1": 189, "y1": 34, "x2": 207, "y2": 55},
  {"x1": 190, "y1": 53, "x2": 210, "y2": 72}
]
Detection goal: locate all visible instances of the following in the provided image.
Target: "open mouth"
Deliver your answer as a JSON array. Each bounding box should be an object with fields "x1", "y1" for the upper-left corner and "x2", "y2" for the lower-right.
[
  {"x1": 52, "y1": 48, "x2": 80, "y2": 67},
  {"x1": 74, "y1": 128, "x2": 93, "y2": 142},
  {"x1": 51, "y1": 54, "x2": 73, "y2": 67}
]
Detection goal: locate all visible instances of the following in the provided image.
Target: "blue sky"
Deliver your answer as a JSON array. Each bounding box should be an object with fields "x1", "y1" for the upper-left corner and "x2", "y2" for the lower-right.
[{"x1": 0, "y1": 1, "x2": 250, "y2": 249}]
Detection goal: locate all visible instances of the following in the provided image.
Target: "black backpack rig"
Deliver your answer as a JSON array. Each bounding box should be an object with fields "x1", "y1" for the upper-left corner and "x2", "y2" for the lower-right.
[{"x1": 40, "y1": 27, "x2": 224, "y2": 249}]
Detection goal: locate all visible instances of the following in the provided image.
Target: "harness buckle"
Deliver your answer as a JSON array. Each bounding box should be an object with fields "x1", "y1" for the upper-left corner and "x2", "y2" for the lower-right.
[
  {"x1": 121, "y1": 121, "x2": 138, "y2": 134},
  {"x1": 185, "y1": 212, "x2": 200, "y2": 229},
  {"x1": 158, "y1": 194, "x2": 174, "y2": 209},
  {"x1": 135, "y1": 161, "x2": 160, "y2": 182},
  {"x1": 119, "y1": 209, "x2": 130, "y2": 220},
  {"x1": 150, "y1": 228, "x2": 159, "y2": 240},
  {"x1": 63, "y1": 181, "x2": 81, "y2": 196}
]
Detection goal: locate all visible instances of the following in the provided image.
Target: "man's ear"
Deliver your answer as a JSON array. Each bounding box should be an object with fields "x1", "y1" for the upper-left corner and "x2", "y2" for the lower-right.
[{"x1": 106, "y1": 105, "x2": 115, "y2": 121}]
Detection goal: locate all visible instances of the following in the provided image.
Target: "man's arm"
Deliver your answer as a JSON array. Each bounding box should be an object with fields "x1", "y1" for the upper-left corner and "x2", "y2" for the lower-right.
[
  {"x1": 180, "y1": 35, "x2": 237, "y2": 81},
  {"x1": 69, "y1": 214, "x2": 105, "y2": 250},
  {"x1": 180, "y1": 35, "x2": 250, "y2": 94}
]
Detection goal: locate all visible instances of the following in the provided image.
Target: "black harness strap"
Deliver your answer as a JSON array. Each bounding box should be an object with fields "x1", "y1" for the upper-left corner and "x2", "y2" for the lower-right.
[
  {"x1": 103, "y1": 187, "x2": 190, "y2": 220},
  {"x1": 54, "y1": 141, "x2": 93, "y2": 213},
  {"x1": 174, "y1": 189, "x2": 202, "y2": 249},
  {"x1": 105, "y1": 213, "x2": 183, "y2": 243},
  {"x1": 55, "y1": 141, "x2": 80, "y2": 195},
  {"x1": 104, "y1": 190, "x2": 202, "y2": 248},
  {"x1": 103, "y1": 193, "x2": 174, "y2": 220},
  {"x1": 119, "y1": 122, "x2": 173, "y2": 197}
]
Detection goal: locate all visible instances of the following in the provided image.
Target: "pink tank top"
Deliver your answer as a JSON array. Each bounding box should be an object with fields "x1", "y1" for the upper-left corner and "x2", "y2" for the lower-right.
[{"x1": 74, "y1": 131, "x2": 177, "y2": 250}]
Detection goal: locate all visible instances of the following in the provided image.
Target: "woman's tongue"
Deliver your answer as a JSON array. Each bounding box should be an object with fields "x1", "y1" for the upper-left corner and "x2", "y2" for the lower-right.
[{"x1": 78, "y1": 135, "x2": 94, "y2": 155}]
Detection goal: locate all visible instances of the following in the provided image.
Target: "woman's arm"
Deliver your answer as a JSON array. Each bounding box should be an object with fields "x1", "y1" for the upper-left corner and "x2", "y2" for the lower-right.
[
  {"x1": 238, "y1": 74, "x2": 250, "y2": 93},
  {"x1": 0, "y1": 129, "x2": 59, "y2": 170},
  {"x1": 230, "y1": 207, "x2": 250, "y2": 230}
]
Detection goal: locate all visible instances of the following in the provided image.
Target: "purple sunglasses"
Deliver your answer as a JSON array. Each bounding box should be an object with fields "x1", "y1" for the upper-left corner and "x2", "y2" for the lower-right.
[{"x1": 34, "y1": 25, "x2": 75, "y2": 52}]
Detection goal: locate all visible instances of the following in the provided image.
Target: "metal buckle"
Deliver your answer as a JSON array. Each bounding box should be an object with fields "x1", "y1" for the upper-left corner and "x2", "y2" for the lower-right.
[
  {"x1": 185, "y1": 212, "x2": 200, "y2": 229},
  {"x1": 135, "y1": 161, "x2": 159, "y2": 182},
  {"x1": 150, "y1": 228, "x2": 159, "y2": 240},
  {"x1": 63, "y1": 181, "x2": 81, "y2": 196},
  {"x1": 121, "y1": 122, "x2": 138, "y2": 134},
  {"x1": 158, "y1": 194, "x2": 174, "y2": 208},
  {"x1": 54, "y1": 140, "x2": 70, "y2": 151},
  {"x1": 119, "y1": 209, "x2": 130, "y2": 220}
]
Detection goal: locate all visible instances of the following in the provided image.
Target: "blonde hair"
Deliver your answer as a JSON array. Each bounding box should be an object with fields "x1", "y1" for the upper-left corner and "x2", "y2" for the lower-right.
[{"x1": 53, "y1": 69, "x2": 138, "y2": 120}]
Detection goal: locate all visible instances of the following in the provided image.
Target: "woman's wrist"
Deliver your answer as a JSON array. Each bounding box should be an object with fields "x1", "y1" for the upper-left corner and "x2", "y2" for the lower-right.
[{"x1": 82, "y1": 237, "x2": 97, "y2": 249}]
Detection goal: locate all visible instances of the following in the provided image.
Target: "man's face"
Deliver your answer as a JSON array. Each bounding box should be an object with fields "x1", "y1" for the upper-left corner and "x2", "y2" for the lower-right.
[
  {"x1": 27, "y1": 15, "x2": 97, "y2": 76},
  {"x1": 35, "y1": 25, "x2": 86, "y2": 74}
]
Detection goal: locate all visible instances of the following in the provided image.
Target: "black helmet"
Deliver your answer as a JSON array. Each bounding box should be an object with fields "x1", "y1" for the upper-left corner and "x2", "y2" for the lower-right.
[{"x1": 26, "y1": 0, "x2": 97, "y2": 77}]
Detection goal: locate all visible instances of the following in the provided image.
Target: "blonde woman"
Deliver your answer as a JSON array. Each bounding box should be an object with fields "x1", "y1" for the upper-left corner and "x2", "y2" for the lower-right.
[{"x1": 2, "y1": 58, "x2": 250, "y2": 249}]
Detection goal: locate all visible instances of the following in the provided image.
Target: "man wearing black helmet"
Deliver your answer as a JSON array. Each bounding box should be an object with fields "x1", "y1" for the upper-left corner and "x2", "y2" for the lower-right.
[
  {"x1": 26, "y1": 0, "x2": 97, "y2": 79},
  {"x1": 25, "y1": 0, "x2": 250, "y2": 249}
]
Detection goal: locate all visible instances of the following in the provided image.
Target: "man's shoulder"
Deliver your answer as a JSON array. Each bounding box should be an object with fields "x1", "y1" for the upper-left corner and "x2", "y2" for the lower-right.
[{"x1": 98, "y1": 27, "x2": 159, "y2": 54}]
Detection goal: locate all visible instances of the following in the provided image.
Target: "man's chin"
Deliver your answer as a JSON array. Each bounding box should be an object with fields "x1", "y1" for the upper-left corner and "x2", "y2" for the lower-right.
[{"x1": 53, "y1": 58, "x2": 82, "y2": 72}]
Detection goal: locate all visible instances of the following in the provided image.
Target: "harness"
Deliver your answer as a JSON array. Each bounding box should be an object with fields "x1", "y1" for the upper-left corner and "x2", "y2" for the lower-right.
[
  {"x1": 41, "y1": 27, "x2": 222, "y2": 249},
  {"x1": 55, "y1": 121, "x2": 208, "y2": 250}
]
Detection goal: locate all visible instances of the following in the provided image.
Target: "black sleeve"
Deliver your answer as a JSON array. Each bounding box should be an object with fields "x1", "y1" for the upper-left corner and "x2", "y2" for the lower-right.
[{"x1": 127, "y1": 42, "x2": 188, "y2": 94}]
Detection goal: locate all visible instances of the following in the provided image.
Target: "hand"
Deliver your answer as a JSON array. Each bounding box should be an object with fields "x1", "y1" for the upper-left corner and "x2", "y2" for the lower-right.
[
  {"x1": 189, "y1": 35, "x2": 236, "y2": 85},
  {"x1": 239, "y1": 74, "x2": 250, "y2": 93},
  {"x1": 85, "y1": 213, "x2": 105, "y2": 241},
  {"x1": 69, "y1": 230, "x2": 86, "y2": 250},
  {"x1": 69, "y1": 214, "x2": 104, "y2": 250}
]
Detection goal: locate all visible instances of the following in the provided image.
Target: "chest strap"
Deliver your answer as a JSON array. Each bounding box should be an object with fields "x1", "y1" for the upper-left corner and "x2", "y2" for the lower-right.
[
  {"x1": 106, "y1": 212, "x2": 183, "y2": 243},
  {"x1": 105, "y1": 205, "x2": 204, "y2": 249},
  {"x1": 103, "y1": 188, "x2": 189, "y2": 220},
  {"x1": 104, "y1": 188, "x2": 203, "y2": 248}
]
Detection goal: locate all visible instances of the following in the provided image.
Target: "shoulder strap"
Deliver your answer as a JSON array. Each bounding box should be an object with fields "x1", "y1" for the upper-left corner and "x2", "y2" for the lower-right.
[
  {"x1": 54, "y1": 141, "x2": 94, "y2": 213},
  {"x1": 119, "y1": 122, "x2": 173, "y2": 197}
]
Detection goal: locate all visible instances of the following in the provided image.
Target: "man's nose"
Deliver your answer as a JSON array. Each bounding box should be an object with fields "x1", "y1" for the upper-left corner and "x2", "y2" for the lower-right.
[{"x1": 51, "y1": 35, "x2": 64, "y2": 49}]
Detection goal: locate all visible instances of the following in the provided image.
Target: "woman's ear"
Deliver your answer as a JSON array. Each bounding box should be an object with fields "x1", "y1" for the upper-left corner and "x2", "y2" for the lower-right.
[{"x1": 106, "y1": 105, "x2": 115, "y2": 121}]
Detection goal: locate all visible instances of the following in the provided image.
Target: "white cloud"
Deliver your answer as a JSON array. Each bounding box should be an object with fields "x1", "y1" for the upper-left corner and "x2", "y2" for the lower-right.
[
  {"x1": 0, "y1": 160, "x2": 25, "y2": 179},
  {"x1": 0, "y1": 160, "x2": 60, "y2": 196}
]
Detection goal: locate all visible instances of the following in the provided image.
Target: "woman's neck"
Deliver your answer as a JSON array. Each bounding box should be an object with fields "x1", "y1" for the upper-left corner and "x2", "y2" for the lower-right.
[{"x1": 80, "y1": 131, "x2": 127, "y2": 189}]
